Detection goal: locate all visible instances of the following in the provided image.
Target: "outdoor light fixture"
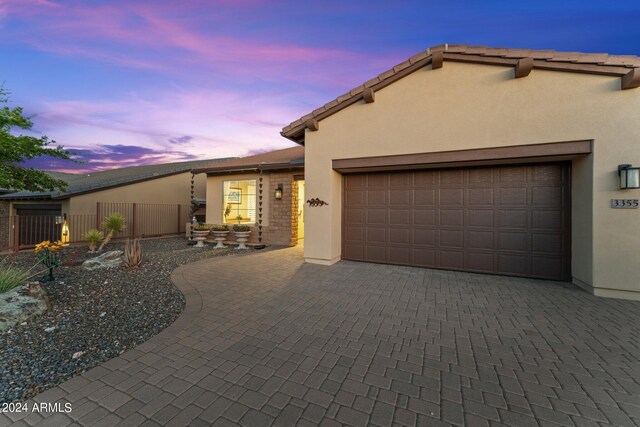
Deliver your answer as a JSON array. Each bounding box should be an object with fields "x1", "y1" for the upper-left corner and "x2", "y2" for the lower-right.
[
  {"x1": 274, "y1": 185, "x2": 283, "y2": 200},
  {"x1": 55, "y1": 215, "x2": 64, "y2": 225},
  {"x1": 618, "y1": 164, "x2": 640, "y2": 189}
]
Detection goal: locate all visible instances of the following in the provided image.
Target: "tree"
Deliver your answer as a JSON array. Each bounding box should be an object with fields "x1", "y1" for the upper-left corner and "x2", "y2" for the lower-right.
[{"x1": 0, "y1": 86, "x2": 74, "y2": 192}]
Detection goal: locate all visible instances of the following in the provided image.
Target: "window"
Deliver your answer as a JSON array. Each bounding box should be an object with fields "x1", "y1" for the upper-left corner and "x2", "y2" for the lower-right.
[{"x1": 223, "y1": 179, "x2": 257, "y2": 223}]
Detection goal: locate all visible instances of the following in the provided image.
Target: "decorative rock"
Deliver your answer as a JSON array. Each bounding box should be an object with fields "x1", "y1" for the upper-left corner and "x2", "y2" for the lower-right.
[
  {"x1": 44, "y1": 326, "x2": 56, "y2": 333},
  {"x1": 0, "y1": 283, "x2": 49, "y2": 332},
  {"x1": 81, "y1": 250, "x2": 124, "y2": 270},
  {"x1": 72, "y1": 351, "x2": 85, "y2": 359}
]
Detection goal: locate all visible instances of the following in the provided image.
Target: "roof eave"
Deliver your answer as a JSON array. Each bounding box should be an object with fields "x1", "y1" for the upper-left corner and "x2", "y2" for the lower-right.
[{"x1": 194, "y1": 162, "x2": 304, "y2": 175}]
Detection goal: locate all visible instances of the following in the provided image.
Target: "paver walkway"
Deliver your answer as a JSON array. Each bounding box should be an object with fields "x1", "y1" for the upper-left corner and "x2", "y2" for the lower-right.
[{"x1": 2, "y1": 246, "x2": 640, "y2": 426}]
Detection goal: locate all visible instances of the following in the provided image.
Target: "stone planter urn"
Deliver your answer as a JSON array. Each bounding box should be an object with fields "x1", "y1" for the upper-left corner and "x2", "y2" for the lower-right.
[
  {"x1": 233, "y1": 231, "x2": 251, "y2": 249},
  {"x1": 211, "y1": 230, "x2": 229, "y2": 249},
  {"x1": 192, "y1": 229, "x2": 210, "y2": 248}
]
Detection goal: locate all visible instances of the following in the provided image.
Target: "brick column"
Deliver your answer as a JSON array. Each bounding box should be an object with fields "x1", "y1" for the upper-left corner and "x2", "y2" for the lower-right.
[{"x1": 268, "y1": 172, "x2": 296, "y2": 246}]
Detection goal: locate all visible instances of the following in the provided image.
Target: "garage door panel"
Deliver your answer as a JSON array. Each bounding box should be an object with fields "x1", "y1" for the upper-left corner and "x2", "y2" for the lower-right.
[
  {"x1": 467, "y1": 210, "x2": 494, "y2": 227},
  {"x1": 366, "y1": 208, "x2": 386, "y2": 224},
  {"x1": 440, "y1": 188, "x2": 464, "y2": 205},
  {"x1": 414, "y1": 189, "x2": 436, "y2": 206},
  {"x1": 440, "y1": 230, "x2": 464, "y2": 248},
  {"x1": 367, "y1": 174, "x2": 387, "y2": 187},
  {"x1": 440, "y1": 170, "x2": 464, "y2": 186},
  {"x1": 498, "y1": 254, "x2": 531, "y2": 276},
  {"x1": 532, "y1": 210, "x2": 562, "y2": 229},
  {"x1": 412, "y1": 248, "x2": 436, "y2": 267},
  {"x1": 532, "y1": 186, "x2": 563, "y2": 206},
  {"x1": 365, "y1": 245, "x2": 387, "y2": 263},
  {"x1": 346, "y1": 190, "x2": 365, "y2": 205},
  {"x1": 367, "y1": 190, "x2": 386, "y2": 205},
  {"x1": 389, "y1": 209, "x2": 410, "y2": 225},
  {"x1": 465, "y1": 252, "x2": 495, "y2": 272},
  {"x1": 414, "y1": 209, "x2": 436, "y2": 226},
  {"x1": 366, "y1": 227, "x2": 386, "y2": 243},
  {"x1": 466, "y1": 231, "x2": 494, "y2": 250},
  {"x1": 390, "y1": 173, "x2": 412, "y2": 186},
  {"x1": 533, "y1": 164, "x2": 563, "y2": 183},
  {"x1": 497, "y1": 209, "x2": 528, "y2": 228},
  {"x1": 413, "y1": 229, "x2": 435, "y2": 246},
  {"x1": 468, "y1": 188, "x2": 494, "y2": 206},
  {"x1": 414, "y1": 170, "x2": 437, "y2": 185},
  {"x1": 346, "y1": 225, "x2": 364, "y2": 242},
  {"x1": 389, "y1": 246, "x2": 411, "y2": 264},
  {"x1": 390, "y1": 189, "x2": 411, "y2": 205},
  {"x1": 468, "y1": 168, "x2": 495, "y2": 185},
  {"x1": 500, "y1": 167, "x2": 527, "y2": 183},
  {"x1": 346, "y1": 208, "x2": 365, "y2": 223},
  {"x1": 532, "y1": 233, "x2": 562, "y2": 254},
  {"x1": 345, "y1": 174, "x2": 366, "y2": 187},
  {"x1": 389, "y1": 228, "x2": 410, "y2": 244},
  {"x1": 440, "y1": 250, "x2": 464, "y2": 268},
  {"x1": 532, "y1": 256, "x2": 563, "y2": 279},
  {"x1": 498, "y1": 187, "x2": 528, "y2": 206},
  {"x1": 440, "y1": 210, "x2": 463, "y2": 226},
  {"x1": 498, "y1": 231, "x2": 529, "y2": 252},
  {"x1": 343, "y1": 163, "x2": 570, "y2": 280},
  {"x1": 344, "y1": 244, "x2": 364, "y2": 260}
]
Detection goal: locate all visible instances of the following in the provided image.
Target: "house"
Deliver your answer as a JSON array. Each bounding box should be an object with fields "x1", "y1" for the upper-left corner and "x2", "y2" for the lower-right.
[
  {"x1": 0, "y1": 158, "x2": 230, "y2": 249},
  {"x1": 281, "y1": 44, "x2": 640, "y2": 301},
  {"x1": 192, "y1": 147, "x2": 304, "y2": 246}
]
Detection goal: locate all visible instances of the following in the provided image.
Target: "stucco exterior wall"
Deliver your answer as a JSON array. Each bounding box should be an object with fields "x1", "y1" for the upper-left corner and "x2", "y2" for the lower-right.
[
  {"x1": 68, "y1": 171, "x2": 205, "y2": 215},
  {"x1": 303, "y1": 61, "x2": 640, "y2": 299}
]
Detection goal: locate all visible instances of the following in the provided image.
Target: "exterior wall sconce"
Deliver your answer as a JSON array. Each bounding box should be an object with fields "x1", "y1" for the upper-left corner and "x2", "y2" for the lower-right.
[
  {"x1": 274, "y1": 185, "x2": 283, "y2": 200},
  {"x1": 618, "y1": 164, "x2": 640, "y2": 189}
]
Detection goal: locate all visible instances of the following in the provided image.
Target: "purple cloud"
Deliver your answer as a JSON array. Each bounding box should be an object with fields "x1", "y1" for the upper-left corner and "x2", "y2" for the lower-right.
[{"x1": 23, "y1": 144, "x2": 199, "y2": 173}]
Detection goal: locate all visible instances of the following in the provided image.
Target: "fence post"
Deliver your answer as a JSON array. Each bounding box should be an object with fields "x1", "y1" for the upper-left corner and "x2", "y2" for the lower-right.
[
  {"x1": 132, "y1": 203, "x2": 137, "y2": 238},
  {"x1": 176, "y1": 204, "x2": 181, "y2": 234},
  {"x1": 96, "y1": 202, "x2": 101, "y2": 229},
  {"x1": 13, "y1": 215, "x2": 19, "y2": 253}
]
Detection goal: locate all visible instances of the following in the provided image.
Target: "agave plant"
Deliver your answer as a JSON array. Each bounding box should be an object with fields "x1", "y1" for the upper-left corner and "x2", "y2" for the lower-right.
[
  {"x1": 122, "y1": 238, "x2": 142, "y2": 268},
  {"x1": 98, "y1": 213, "x2": 125, "y2": 252},
  {"x1": 82, "y1": 228, "x2": 104, "y2": 252}
]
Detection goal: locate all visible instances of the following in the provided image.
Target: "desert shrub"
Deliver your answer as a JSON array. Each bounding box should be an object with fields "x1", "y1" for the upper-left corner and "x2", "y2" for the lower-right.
[
  {"x1": 98, "y1": 213, "x2": 126, "y2": 251},
  {"x1": 82, "y1": 229, "x2": 104, "y2": 252}
]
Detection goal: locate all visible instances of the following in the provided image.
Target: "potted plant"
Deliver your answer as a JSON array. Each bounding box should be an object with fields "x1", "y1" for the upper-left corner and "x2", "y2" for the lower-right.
[
  {"x1": 82, "y1": 229, "x2": 104, "y2": 253},
  {"x1": 232, "y1": 224, "x2": 251, "y2": 249},
  {"x1": 192, "y1": 223, "x2": 210, "y2": 248},
  {"x1": 235, "y1": 214, "x2": 244, "y2": 223},
  {"x1": 210, "y1": 224, "x2": 229, "y2": 249}
]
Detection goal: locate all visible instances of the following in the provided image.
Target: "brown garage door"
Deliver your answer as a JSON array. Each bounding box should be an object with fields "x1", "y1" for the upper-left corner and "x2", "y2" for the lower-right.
[{"x1": 343, "y1": 163, "x2": 571, "y2": 280}]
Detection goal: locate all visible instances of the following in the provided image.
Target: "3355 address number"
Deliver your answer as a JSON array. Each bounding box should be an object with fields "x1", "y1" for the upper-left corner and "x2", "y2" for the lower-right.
[{"x1": 611, "y1": 199, "x2": 639, "y2": 209}]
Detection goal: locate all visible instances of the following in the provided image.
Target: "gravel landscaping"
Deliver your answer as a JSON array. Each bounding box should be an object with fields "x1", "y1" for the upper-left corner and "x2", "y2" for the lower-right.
[{"x1": 0, "y1": 237, "x2": 251, "y2": 404}]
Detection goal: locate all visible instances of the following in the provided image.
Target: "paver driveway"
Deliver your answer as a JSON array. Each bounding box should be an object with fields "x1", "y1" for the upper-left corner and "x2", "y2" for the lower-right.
[{"x1": 2, "y1": 246, "x2": 640, "y2": 426}]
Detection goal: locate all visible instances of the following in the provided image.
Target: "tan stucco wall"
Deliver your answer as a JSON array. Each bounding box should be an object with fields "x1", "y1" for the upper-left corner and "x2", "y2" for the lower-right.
[
  {"x1": 303, "y1": 61, "x2": 640, "y2": 299},
  {"x1": 67, "y1": 171, "x2": 205, "y2": 215}
]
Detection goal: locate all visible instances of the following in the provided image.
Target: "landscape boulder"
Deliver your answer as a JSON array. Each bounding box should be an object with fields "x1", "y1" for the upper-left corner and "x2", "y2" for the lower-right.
[
  {"x1": 0, "y1": 282, "x2": 50, "y2": 332},
  {"x1": 81, "y1": 250, "x2": 124, "y2": 271}
]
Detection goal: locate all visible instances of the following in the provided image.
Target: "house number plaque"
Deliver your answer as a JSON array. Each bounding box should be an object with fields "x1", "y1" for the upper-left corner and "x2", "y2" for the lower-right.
[{"x1": 611, "y1": 199, "x2": 639, "y2": 209}]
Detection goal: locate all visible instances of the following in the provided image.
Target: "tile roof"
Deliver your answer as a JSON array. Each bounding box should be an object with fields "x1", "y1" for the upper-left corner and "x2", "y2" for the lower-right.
[
  {"x1": 0, "y1": 158, "x2": 231, "y2": 200},
  {"x1": 281, "y1": 44, "x2": 640, "y2": 143},
  {"x1": 192, "y1": 146, "x2": 304, "y2": 174}
]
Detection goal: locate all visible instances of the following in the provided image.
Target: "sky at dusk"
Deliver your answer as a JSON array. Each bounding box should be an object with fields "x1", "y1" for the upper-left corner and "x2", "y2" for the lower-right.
[{"x1": 2, "y1": 0, "x2": 639, "y2": 173}]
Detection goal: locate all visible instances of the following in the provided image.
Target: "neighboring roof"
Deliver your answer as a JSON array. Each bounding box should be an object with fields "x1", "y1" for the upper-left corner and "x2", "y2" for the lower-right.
[
  {"x1": 192, "y1": 146, "x2": 304, "y2": 174},
  {"x1": 0, "y1": 158, "x2": 232, "y2": 201},
  {"x1": 282, "y1": 44, "x2": 640, "y2": 144}
]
